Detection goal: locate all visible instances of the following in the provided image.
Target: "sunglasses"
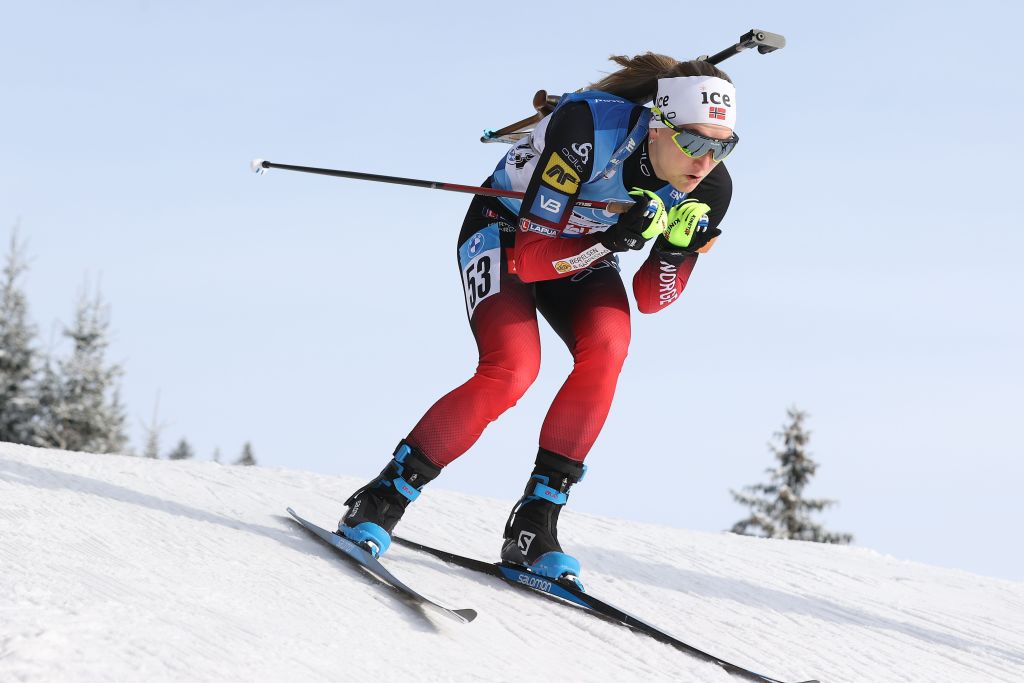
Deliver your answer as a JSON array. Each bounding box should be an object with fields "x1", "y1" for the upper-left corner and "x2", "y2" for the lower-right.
[{"x1": 651, "y1": 106, "x2": 739, "y2": 162}]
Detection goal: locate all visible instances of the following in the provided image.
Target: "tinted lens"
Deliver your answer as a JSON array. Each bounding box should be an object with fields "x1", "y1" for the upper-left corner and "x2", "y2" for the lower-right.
[{"x1": 671, "y1": 130, "x2": 738, "y2": 162}]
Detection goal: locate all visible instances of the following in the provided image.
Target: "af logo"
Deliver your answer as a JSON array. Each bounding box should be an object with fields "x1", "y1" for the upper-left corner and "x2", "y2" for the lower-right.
[
  {"x1": 542, "y1": 151, "x2": 580, "y2": 193},
  {"x1": 545, "y1": 165, "x2": 578, "y2": 190},
  {"x1": 468, "y1": 232, "x2": 484, "y2": 255}
]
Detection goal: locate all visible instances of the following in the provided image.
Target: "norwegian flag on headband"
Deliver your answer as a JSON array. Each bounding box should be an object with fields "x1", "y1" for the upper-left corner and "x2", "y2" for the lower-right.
[{"x1": 651, "y1": 76, "x2": 737, "y2": 129}]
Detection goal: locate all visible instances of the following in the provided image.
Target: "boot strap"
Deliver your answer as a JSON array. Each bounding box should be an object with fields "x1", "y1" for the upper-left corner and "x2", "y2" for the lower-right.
[{"x1": 531, "y1": 481, "x2": 568, "y2": 505}]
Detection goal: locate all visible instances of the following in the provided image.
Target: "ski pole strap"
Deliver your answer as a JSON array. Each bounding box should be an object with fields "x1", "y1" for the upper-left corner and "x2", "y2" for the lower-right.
[{"x1": 599, "y1": 113, "x2": 651, "y2": 180}]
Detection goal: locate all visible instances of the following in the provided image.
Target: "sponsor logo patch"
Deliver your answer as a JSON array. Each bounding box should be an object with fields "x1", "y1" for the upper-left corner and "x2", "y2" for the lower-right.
[
  {"x1": 570, "y1": 142, "x2": 592, "y2": 164},
  {"x1": 506, "y1": 140, "x2": 536, "y2": 169},
  {"x1": 530, "y1": 188, "x2": 569, "y2": 222},
  {"x1": 542, "y1": 152, "x2": 580, "y2": 193},
  {"x1": 550, "y1": 243, "x2": 612, "y2": 274},
  {"x1": 518, "y1": 218, "x2": 557, "y2": 237},
  {"x1": 560, "y1": 147, "x2": 587, "y2": 173}
]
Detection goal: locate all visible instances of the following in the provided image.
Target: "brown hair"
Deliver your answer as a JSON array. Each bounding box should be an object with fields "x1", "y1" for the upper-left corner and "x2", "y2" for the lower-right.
[{"x1": 585, "y1": 53, "x2": 733, "y2": 104}]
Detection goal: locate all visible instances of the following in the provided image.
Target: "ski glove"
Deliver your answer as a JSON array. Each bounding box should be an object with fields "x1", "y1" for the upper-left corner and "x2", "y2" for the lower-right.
[
  {"x1": 665, "y1": 199, "x2": 720, "y2": 252},
  {"x1": 597, "y1": 189, "x2": 667, "y2": 253}
]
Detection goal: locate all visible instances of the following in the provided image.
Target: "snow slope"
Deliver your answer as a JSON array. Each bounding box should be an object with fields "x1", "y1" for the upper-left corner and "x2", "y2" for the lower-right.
[{"x1": 1, "y1": 443, "x2": 1022, "y2": 683}]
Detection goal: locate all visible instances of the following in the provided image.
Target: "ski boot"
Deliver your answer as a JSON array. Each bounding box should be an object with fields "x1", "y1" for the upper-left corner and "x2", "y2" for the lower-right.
[
  {"x1": 501, "y1": 448, "x2": 587, "y2": 590},
  {"x1": 337, "y1": 440, "x2": 441, "y2": 558}
]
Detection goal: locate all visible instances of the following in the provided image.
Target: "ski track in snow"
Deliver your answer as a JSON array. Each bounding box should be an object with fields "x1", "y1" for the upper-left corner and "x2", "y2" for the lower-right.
[{"x1": 1, "y1": 442, "x2": 1022, "y2": 683}]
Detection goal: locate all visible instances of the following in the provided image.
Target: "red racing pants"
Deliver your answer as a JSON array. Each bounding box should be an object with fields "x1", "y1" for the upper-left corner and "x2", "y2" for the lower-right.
[{"x1": 405, "y1": 196, "x2": 630, "y2": 468}]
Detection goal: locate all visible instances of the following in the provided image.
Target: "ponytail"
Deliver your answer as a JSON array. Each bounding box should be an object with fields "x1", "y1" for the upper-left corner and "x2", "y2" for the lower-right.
[{"x1": 585, "y1": 53, "x2": 733, "y2": 104}]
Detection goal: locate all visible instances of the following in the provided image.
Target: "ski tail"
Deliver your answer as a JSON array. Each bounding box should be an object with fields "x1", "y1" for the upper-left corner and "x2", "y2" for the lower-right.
[{"x1": 286, "y1": 508, "x2": 476, "y2": 624}]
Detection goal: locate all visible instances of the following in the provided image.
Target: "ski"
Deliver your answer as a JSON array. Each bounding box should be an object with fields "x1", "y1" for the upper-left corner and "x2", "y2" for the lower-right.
[
  {"x1": 286, "y1": 508, "x2": 476, "y2": 624},
  {"x1": 393, "y1": 536, "x2": 817, "y2": 683}
]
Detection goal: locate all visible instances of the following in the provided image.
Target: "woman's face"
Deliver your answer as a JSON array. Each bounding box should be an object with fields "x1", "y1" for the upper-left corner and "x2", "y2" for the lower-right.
[{"x1": 648, "y1": 123, "x2": 733, "y2": 193}]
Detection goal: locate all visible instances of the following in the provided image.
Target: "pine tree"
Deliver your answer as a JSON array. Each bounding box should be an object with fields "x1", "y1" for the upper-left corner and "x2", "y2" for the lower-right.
[
  {"x1": 0, "y1": 228, "x2": 40, "y2": 445},
  {"x1": 33, "y1": 284, "x2": 128, "y2": 454},
  {"x1": 167, "y1": 438, "x2": 194, "y2": 460},
  {"x1": 140, "y1": 394, "x2": 168, "y2": 459},
  {"x1": 211, "y1": 447, "x2": 222, "y2": 464},
  {"x1": 234, "y1": 442, "x2": 256, "y2": 466},
  {"x1": 730, "y1": 407, "x2": 852, "y2": 544}
]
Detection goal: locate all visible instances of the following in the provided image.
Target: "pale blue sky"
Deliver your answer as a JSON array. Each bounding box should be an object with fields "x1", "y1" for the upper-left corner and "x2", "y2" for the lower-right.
[{"x1": 3, "y1": 1, "x2": 1022, "y2": 580}]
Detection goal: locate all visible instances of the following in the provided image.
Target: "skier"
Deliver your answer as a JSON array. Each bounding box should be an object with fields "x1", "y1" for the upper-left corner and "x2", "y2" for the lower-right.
[{"x1": 337, "y1": 53, "x2": 737, "y2": 585}]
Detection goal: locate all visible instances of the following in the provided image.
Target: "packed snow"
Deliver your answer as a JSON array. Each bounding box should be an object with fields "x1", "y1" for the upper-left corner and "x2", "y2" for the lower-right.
[{"x1": 2, "y1": 442, "x2": 1022, "y2": 682}]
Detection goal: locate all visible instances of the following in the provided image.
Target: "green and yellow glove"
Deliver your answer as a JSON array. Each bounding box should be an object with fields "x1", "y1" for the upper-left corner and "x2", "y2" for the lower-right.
[
  {"x1": 664, "y1": 199, "x2": 719, "y2": 250},
  {"x1": 598, "y1": 188, "x2": 668, "y2": 252}
]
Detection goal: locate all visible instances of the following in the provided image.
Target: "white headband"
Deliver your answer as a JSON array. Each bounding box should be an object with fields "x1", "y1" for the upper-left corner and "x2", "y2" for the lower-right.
[{"x1": 650, "y1": 75, "x2": 737, "y2": 130}]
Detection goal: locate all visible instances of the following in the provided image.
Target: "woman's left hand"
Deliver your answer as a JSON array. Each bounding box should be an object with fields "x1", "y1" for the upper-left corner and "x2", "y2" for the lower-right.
[{"x1": 665, "y1": 199, "x2": 719, "y2": 250}]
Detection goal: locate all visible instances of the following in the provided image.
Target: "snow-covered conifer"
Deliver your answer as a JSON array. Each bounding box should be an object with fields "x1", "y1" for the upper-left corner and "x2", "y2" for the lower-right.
[
  {"x1": 234, "y1": 442, "x2": 256, "y2": 466},
  {"x1": 0, "y1": 229, "x2": 40, "y2": 445},
  {"x1": 167, "y1": 438, "x2": 194, "y2": 460},
  {"x1": 730, "y1": 407, "x2": 852, "y2": 544},
  {"x1": 33, "y1": 284, "x2": 128, "y2": 454},
  {"x1": 139, "y1": 394, "x2": 168, "y2": 459}
]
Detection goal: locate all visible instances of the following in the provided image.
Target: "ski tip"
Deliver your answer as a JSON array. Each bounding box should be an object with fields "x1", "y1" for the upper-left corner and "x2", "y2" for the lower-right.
[{"x1": 453, "y1": 608, "x2": 478, "y2": 623}]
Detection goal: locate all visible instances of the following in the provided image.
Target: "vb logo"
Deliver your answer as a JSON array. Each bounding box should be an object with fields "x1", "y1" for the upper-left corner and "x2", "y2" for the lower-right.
[{"x1": 539, "y1": 195, "x2": 562, "y2": 213}]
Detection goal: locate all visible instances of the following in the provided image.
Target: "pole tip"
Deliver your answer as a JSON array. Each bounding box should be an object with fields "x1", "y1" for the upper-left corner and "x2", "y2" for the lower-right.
[{"x1": 251, "y1": 158, "x2": 268, "y2": 175}]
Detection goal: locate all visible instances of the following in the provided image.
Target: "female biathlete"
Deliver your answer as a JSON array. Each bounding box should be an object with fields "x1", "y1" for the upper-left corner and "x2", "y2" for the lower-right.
[{"x1": 337, "y1": 54, "x2": 738, "y2": 586}]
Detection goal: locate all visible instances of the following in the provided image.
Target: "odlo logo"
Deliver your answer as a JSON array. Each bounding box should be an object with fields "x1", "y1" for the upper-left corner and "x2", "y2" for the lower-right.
[{"x1": 518, "y1": 531, "x2": 536, "y2": 554}]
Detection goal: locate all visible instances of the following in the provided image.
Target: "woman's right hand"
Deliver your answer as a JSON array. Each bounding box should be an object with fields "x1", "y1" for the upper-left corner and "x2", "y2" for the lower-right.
[{"x1": 596, "y1": 189, "x2": 667, "y2": 252}]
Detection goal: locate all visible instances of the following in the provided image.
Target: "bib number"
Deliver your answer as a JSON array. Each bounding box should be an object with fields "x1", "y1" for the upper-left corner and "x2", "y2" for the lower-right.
[{"x1": 458, "y1": 224, "x2": 502, "y2": 318}]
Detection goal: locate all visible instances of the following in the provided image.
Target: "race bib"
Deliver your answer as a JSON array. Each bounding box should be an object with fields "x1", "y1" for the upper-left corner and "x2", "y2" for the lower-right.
[{"x1": 458, "y1": 224, "x2": 502, "y2": 318}]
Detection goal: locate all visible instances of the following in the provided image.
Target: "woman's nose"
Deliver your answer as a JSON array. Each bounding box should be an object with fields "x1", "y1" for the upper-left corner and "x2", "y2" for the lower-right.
[{"x1": 694, "y1": 153, "x2": 716, "y2": 173}]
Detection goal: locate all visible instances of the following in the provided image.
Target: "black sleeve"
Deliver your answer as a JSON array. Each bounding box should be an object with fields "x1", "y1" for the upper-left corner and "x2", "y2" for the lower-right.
[
  {"x1": 518, "y1": 101, "x2": 596, "y2": 231},
  {"x1": 686, "y1": 161, "x2": 732, "y2": 230}
]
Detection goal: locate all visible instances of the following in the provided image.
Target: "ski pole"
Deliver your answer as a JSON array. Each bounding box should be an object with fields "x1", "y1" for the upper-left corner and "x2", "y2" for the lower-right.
[{"x1": 250, "y1": 159, "x2": 634, "y2": 214}]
